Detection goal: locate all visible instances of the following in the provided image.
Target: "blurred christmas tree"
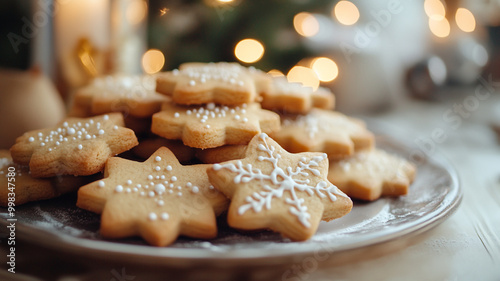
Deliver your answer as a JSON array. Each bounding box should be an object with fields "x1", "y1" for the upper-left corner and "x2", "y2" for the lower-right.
[{"x1": 147, "y1": 0, "x2": 332, "y2": 72}]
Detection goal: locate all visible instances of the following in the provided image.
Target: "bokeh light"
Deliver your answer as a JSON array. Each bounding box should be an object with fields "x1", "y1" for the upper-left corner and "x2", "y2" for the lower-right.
[
  {"x1": 429, "y1": 17, "x2": 450, "y2": 38},
  {"x1": 311, "y1": 57, "x2": 339, "y2": 82},
  {"x1": 333, "y1": 1, "x2": 360, "y2": 26},
  {"x1": 142, "y1": 49, "x2": 165, "y2": 74},
  {"x1": 455, "y1": 8, "x2": 476, "y2": 32},
  {"x1": 287, "y1": 66, "x2": 320, "y2": 90},
  {"x1": 424, "y1": 0, "x2": 446, "y2": 20},
  {"x1": 293, "y1": 12, "x2": 320, "y2": 37},
  {"x1": 268, "y1": 69, "x2": 285, "y2": 77},
  {"x1": 234, "y1": 39, "x2": 265, "y2": 63}
]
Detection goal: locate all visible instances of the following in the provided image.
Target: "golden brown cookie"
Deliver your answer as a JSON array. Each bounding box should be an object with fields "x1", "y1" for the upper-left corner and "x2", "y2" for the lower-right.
[
  {"x1": 77, "y1": 147, "x2": 229, "y2": 246},
  {"x1": 10, "y1": 113, "x2": 138, "y2": 178},
  {"x1": 207, "y1": 133, "x2": 352, "y2": 241},
  {"x1": 328, "y1": 149, "x2": 416, "y2": 201},
  {"x1": 195, "y1": 144, "x2": 247, "y2": 164},
  {"x1": 156, "y1": 62, "x2": 258, "y2": 105},
  {"x1": 152, "y1": 102, "x2": 280, "y2": 149},
  {"x1": 132, "y1": 138, "x2": 196, "y2": 164},
  {"x1": 69, "y1": 75, "x2": 169, "y2": 118},
  {"x1": 0, "y1": 150, "x2": 96, "y2": 206},
  {"x1": 260, "y1": 78, "x2": 335, "y2": 114},
  {"x1": 271, "y1": 109, "x2": 374, "y2": 159}
]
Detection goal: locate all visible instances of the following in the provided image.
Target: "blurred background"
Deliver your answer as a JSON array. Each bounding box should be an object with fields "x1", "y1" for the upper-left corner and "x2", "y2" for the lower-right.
[{"x1": 0, "y1": 0, "x2": 499, "y2": 147}]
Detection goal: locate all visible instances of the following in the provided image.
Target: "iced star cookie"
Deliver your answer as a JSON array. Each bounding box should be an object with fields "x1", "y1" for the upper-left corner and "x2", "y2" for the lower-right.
[
  {"x1": 156, "y1": 62, "x2": 258, "y2": 105},
  {"x1": 10, "y1": 113, "x2": 138, "y2": 178},
  {"x1": 328, "y1": 149, "x2": 416, "y2": 201},
  {"x1": 207, "y1": 133, "x2": 352, "y2": 241},
  {"x1": 152, "y1": 102, "x2": 280, "y2": 149},
  {"x1": 271, "y1": 109, "x2": 374, "y2": 159},
  {"x1": 70, "y1": 75, "x2": 169, "y2": 118},
  {"x1": 0, "y1": 150, "x2": 96, "y2": 206},
  {"x1": 260, "y1": 78, "x2": 335, "y2": 114},
  {"x1": 77, "y1": 147, "x2": 228, "y2": 246}
]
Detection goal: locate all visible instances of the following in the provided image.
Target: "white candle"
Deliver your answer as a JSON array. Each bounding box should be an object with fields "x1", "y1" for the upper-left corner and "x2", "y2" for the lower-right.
[{"x1": 54, "y1": 0, "x2": 110, "y2": 66}]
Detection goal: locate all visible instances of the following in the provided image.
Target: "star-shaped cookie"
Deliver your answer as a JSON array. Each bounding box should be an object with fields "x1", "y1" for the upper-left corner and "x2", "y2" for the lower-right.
[
  {"x1": 70, "y1": 75, "x2": 170, "y2": 118},
  {"x1": 10, "y1": 113, "x2": 138, "y2": 177},
  {"x1": 207, "y1": 133, "x2": 352, "y2": 241},
  {"x1": 152, "y1": 102, "x2": 280, "y2": 149},
  {"x1": 328, "y1": 149, "x2": 416, "y2": 201},
  {"x1": 155, "y1": 62, "x2": 258, "y2": 105},
  {"x1": 77, "y1": 147, "x2": 229, "y2": 246},
  {"x1": 260, "y1": 78, "x2": 335, "y2": 114},
  {"x1": 0, "y1": 150, "x2": 96, "y2": 206},
  {"x1": 271, "y1": 109, "x2": 374, "y2": 159}
]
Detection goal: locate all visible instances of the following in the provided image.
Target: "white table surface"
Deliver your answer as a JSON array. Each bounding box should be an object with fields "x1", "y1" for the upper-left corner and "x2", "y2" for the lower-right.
[{"x1": 1, "y1": 90, "x2": 499, "y2": 281}]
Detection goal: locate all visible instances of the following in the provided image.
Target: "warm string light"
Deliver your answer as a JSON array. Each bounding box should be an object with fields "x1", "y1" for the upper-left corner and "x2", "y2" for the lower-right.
[
  {"x1": 234, "y1": 39, "x2": 265, "y2": 63},
  {"x1": 293, "y1": 12, "x2": 319, "y2": 37},
  {"x1": 333, "y1": 1, "x2": 359, "y2": 26},
  {"x1": 455, "y1": 8, "x2": 476, "y2": 32},
  {"x1": 311, "y1": 57, "x2": 338, "y2": 82},
  {"x1": 287, "y1": 66, "x2": 320, "y2": 91},
  {"x1": 424, "y1": 0, "x2": 446, "y2": 20},
  {"x1": 142, "y1": 49, "x2": 165, "y2": 74}
]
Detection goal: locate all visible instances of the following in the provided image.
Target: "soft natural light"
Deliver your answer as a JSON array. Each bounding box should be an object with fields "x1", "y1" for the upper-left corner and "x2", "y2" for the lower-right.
[
  {"x1": 333, "y1": 1, "x2": 360, "y2": 26},
  {"x1": 424, "y1": 0, "x2": 446, "y2": 20},
  {"x1": 287, "y1": 66, "x2": 320, "y2": 90},
  {"x1": 429, "y1": 17, "x2": 450, "y2": 38},
  {"x1": 142, "y1": 49, "x2": 165, "y2": 74},
  {"x1": 293, "y1": 12, "x2": 320, "y2": 37},
  {"x1": 311, "y1": 57, "x2": 338, "y2": 82},
  {"x1": 455, "y1": 8, "x2": 476, "y2": 32},
  {"x1": 234, "y1": 39, "x2": 265, "y2": 63}
]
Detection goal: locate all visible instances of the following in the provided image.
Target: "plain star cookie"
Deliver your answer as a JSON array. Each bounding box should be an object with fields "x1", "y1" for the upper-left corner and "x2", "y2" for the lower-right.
[
  {"x1": 152, "y1": 102, "x2": 280, "y2": 149},
  {"x1": 77, "y1": 147, "x2": 229, "y2": 246},
  {"x1": 271, "y1": 109, "x2": 374, "y2": 159},
  {"x1": 328, "y1": 149, "x2": 416, "y2": 201},
  {"x1": 260, "y1": 78, "x2": 335, "y2": 114},
  {"x1": 10, "y1": 113, "x2": 138, "y2": 178},
  {"x1": 70, "y1": 75, "x2": 170, "y2": 118},
  {"x1": 156, "y1": 62, "x2": 258, "y2": 105},
  {"x1": 0, "y1": 150, "x2": 96, "y2": 206},
  {"x1": 207, "y1": 133, "x2": 352, "y2": 241}
]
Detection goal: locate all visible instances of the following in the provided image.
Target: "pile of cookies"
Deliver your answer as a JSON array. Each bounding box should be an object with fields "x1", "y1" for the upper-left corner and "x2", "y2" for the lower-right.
[{"x1": 2, "y1": 62, "x2": 415, "y2": 247}]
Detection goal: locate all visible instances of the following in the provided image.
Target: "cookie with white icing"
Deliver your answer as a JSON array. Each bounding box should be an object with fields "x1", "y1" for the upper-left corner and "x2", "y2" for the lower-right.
[
  {"x1": 260, "y1": 78, "x2": 335, "y2": 114},
  {"x1": 77, "y1": 147, "x2": 228, "y2": 246},
  {"x1": 328, "y1": 149, "x2": 416, "y2": 201},
  {"x1": 70, "y1": 75, "x2": 169, "y2": 118},
  {"x1": 207, "y1": 133, "x2": 352, "y2": 241},
  {"x1": 152, "y1": 102, "x2": 280, "y2": 149},
  {"x1": 156, "y1": 62, "x2": 258, "y2": 105},
  {"x1": 10, "y1": 113, "x2": 138, "y2": 178},
  {"x1": 271, "y1": 109, "x2": 374, "y2": 159},
  {"x1": 0, "y1": 150, "x2": 96, "y2": 206}
]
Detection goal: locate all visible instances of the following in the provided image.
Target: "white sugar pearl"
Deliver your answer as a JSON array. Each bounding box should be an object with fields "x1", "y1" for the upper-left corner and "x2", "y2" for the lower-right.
[
  {"x1": 115, "y1": 185, "x2": 123, "y2": 192},
  {"x1": 148, "y1": 213, "x2": 157, "y2": 221},
  {"x1": 171, "y1": 176, "x2": 177, "y2": 182},
  {"x1": 155, "y1": 183, "x2": 166, "y2": 194},
  {"x1": 67, "y1": 128, "x2": 76, "y2": 135},
  {"x1": 28, "y1": 137, "x2": 35, "y2": 142},
  {"x1": 160, "y1": 213, "x2": 169, "y2": 220},
  {"x1": 98, "y1": 129, "x2": 105, "y2": 135},
  {"x1": 192, "y1": 186, "x2": 199, "y2": 193},
  {"x1": 98, "y1": 181, "x2": 105, "y2": 188},
  {"x1": 155, "y1": 156, "x2": 161, "y2": 162},
  {"x1": 166, "y1": 165, "x2": 172, "y2": 171},
  {"x1": 77, "y1": 144, "x2": 83, "y2": 150}
]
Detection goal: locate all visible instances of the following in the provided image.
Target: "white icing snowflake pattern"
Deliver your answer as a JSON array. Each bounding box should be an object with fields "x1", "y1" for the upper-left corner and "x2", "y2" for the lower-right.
[{"x1": 213, "y1": 133, "x2": 346, "y2": 228}]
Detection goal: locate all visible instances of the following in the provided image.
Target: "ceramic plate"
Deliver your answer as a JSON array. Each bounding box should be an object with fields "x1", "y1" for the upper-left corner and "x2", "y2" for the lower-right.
[{"x1": 0, "y1": 133, "x2": 461, "y2": 267}]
